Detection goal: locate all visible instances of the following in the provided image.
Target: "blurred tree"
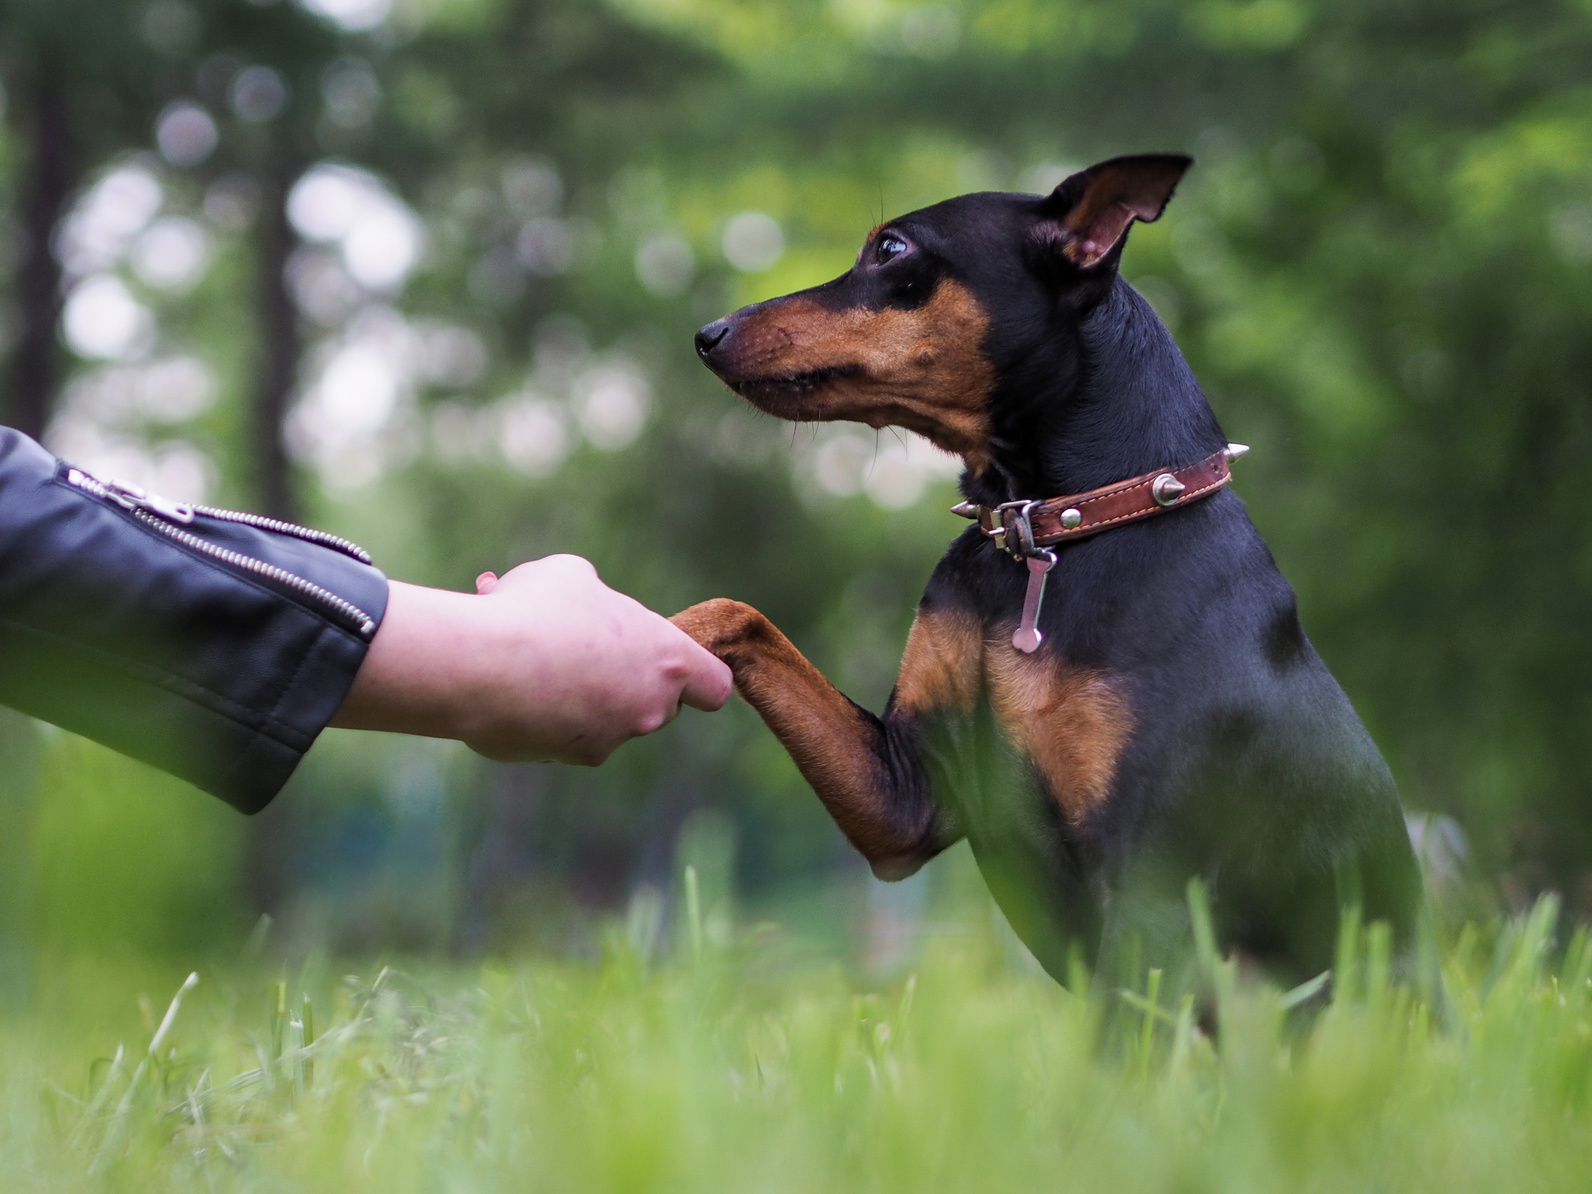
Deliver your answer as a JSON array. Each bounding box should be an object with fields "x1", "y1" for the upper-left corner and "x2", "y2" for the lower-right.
[
  {"x1": 0, "y1": 0, "x2": 342, "y2": 516},
  {"x1": 184, "y1": 0, "x2": 341, "y2": 519},
  {"x1": 0, "y1": 2, "x2": 157, "y2": 438}
]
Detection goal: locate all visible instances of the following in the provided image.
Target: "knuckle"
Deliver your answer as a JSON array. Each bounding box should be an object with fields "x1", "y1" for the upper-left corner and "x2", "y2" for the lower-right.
[
  {"x1": 546, "y1": 553, "x2": 597, "y2": 577},
  {"x1": 633, "y1": 698, "x2": 672, "y2": 736}
]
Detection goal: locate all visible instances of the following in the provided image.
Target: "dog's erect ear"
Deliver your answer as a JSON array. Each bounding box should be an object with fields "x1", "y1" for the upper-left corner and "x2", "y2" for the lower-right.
[{"x1": 1034, "y1": 154, "x2": 1192, "y2": 271}]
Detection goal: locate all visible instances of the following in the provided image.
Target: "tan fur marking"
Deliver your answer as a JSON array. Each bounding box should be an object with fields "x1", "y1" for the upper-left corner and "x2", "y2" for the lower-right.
[
  {"x1": 984, "y1": 644, "x2": 1134, "y2": 825},
  {"x1": 724, "y1": 279, "x2": 996, "y2": 473},
  {"x1": 893, "y1": 607, "x2": 983, "y2": 716}
]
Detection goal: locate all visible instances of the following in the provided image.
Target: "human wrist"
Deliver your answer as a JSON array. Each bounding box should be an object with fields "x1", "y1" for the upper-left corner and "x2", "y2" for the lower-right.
[{"x1": 331, "y1": 581, "x2": 485, "y2": 740}]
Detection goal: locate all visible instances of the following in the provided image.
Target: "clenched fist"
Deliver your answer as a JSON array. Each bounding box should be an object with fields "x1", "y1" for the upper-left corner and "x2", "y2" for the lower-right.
[{"x1": 333, "y1": 555, "x2": 732, "y2": 765}]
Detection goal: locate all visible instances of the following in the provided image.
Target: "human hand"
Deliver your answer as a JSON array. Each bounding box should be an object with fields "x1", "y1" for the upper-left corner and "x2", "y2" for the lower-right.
[{"x1": 332, "y1": 554, "x2": 732, "y2": 765}]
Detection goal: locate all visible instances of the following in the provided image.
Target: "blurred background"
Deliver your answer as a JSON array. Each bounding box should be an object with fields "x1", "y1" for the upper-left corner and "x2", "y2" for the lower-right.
[{"x1": 0, "y1": 0, "x2": 1588, "y2": 980}]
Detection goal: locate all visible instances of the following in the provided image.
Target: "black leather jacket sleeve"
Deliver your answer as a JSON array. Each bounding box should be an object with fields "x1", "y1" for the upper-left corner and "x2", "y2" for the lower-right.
[{"x1": 0, "y1": 428, "x2": 389, "y2": 813}]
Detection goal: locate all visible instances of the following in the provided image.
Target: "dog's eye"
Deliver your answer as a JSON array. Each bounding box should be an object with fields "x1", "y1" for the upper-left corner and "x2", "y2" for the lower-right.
[{"x1": 875, "y1": 234, "x2": 909, "y2": 264}]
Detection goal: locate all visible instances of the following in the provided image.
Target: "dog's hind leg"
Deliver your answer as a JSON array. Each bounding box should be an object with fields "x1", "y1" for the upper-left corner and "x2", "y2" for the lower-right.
[{"x1": 672, "y1": 598, "x2": 968, "y2": 880}]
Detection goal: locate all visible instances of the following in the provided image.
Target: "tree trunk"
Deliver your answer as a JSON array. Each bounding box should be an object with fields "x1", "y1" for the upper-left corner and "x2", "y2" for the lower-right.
[
  {"x1": 239, "y1": 157, "x2": 307, "y2": 939},
  {"x1": 253, "y1": 156, "x2": 302, "y2": 520},
  {"x1": 7, "y1": 65, "x2": 72, "y2": 440}
]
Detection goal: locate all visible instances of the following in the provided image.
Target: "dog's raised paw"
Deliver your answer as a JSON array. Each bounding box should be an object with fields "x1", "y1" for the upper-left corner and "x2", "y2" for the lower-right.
[{"x1": 670, "y1": 598, "x2": 764, "y2": 660}]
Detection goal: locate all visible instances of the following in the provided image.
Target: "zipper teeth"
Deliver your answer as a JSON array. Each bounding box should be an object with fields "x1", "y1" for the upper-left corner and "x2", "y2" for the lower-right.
[
  {"x1": 129, "y1": 509, "x2": 377, "y2": 638},
  {"x1": 68, "y1": 470, "x2": 114, "y2": 501},
  {"x1": 189, "y1": 506, "x2": 372, "y2": 564},
  {"x1": 67, "y1": 467, "x2": 377, "y2": 638},
  {"x1": 68, "y1": 470, "x2": 369, "y2": 564}
]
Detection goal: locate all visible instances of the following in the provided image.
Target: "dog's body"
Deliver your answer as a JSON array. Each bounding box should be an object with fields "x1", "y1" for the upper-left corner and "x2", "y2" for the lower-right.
[{"x1": 676, "y1": 156, "x2": 1429, "y2": 999}]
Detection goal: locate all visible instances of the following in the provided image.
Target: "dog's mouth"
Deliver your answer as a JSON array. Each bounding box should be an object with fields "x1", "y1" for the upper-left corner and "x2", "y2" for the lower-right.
[{"x1": 727, "y1": 365, "x2": 860, "y2": 413}]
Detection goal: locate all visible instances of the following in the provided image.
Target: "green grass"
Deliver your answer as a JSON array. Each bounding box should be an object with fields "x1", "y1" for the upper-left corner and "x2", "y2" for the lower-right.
[{"x1": 5, "y1": 895, "x2": 1592, "y2": 1193}]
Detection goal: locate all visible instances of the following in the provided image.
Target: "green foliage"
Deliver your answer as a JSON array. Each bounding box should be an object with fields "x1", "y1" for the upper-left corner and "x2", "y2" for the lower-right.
[
  {"x1": 7, "y1": 900, "x2": 1592, "y2": 1191},
  {"x1": 29, "y1": 735, "x2": 245, "y2": 958}
]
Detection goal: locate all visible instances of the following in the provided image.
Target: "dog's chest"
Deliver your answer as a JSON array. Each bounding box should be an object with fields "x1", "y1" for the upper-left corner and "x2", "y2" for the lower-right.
[{"x1": 900, "y1": 602, "x2": 1135, "y2": 834}]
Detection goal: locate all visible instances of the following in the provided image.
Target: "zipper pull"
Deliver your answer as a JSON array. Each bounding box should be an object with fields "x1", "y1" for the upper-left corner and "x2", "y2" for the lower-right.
[
  {"x1": 104, "y1": 478, "x2": 197, "y2": 525},
  {"x1": 71, "y1": 469, "x2": 196, "y2": 525},
  {"x1": 1011, "y1": 549, "x2": 1056, "y2": 654}
]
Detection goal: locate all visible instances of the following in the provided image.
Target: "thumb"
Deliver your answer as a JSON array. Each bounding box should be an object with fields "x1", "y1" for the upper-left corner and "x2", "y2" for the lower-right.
[{"x1": 677, "y1": 637, "x2": 734, "y2": 711}]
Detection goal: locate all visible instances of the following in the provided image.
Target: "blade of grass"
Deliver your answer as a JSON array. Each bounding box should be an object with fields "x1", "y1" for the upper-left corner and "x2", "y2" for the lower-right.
[
  {"x1": 92, "y1": 972, "x2": 198, "y2": 1171},
  {"x1": 684, "y1": 864, "x2": 703, "y2": 965}
]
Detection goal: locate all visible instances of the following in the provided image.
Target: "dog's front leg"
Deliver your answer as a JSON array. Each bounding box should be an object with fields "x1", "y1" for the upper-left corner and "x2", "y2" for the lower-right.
[{"x1": 672, "y1": 598, "x2": 954, "y2": 880}]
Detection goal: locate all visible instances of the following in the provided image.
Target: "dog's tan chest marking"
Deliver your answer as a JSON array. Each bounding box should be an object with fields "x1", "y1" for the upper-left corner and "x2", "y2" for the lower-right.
[
  {"x1": 984, "y1": 646, "x2": 1134, "y2": 825},
  {"x1": 731, "y1": 279, "x2": 996, "y2": 472},
  {"x1": 892, "y1": 604, "x2": 1135, "y2": 825},
  {"x1": 893, "y1": 606, "x2": 984, "y2": 716}
]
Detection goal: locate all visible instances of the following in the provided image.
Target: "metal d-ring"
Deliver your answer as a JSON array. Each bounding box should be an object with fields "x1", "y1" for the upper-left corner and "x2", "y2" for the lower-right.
[{"x1": 993, "y1": 499, "x2": 1042, "y2": 559}]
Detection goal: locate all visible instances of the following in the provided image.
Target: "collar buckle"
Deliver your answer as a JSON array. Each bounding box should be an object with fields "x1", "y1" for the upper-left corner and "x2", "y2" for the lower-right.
[{"x1": 988, "y1": 499, "x2": 1044, "y2": 559}]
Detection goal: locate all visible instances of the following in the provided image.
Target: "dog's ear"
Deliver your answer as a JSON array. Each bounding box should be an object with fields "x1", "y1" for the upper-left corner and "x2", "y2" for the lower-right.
[{"x1": 1034, "y1": 154, "x2": 1192, "y2": 271}]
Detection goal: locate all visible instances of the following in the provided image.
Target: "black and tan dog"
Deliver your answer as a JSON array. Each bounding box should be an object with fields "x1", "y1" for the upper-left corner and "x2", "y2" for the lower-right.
[{"x1": 674, "y1": 155, "x2": 1430, "y2": 1003}]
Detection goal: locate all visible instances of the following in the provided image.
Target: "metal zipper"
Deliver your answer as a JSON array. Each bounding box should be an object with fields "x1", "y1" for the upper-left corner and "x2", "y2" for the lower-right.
[
  {"x1": 189, "y1": 506, "x2": 372, "y2": 564},
  {"x1": 66, "y1": 467, "x2": 378, "y2": 639}
]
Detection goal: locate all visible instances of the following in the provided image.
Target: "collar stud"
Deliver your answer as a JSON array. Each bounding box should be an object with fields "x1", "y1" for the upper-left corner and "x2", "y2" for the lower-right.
[{"x1": 1151, "y1": 473, "x2": 1186, "y2": 505}]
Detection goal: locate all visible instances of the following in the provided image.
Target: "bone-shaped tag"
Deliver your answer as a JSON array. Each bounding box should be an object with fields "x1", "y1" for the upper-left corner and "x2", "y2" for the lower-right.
[{"x1": 1011, "y1": 552, "x2": 1055, "y2": 654}]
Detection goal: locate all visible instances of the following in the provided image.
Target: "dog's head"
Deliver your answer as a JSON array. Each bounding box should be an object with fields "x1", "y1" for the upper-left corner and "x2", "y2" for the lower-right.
[{"x1": 694, "y1": 154, "x2": 1190, "y2": 476}]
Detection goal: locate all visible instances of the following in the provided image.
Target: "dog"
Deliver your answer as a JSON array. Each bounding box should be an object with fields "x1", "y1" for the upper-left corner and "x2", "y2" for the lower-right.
[{"x1": 673, "y1": 154, "x2": 1432, "y2": 1007}]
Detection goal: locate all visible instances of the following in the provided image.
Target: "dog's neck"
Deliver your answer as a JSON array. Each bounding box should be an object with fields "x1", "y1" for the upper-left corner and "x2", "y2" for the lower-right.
[{"x1": 963, "y1": 279, "x2": 1227, "y2": 505}]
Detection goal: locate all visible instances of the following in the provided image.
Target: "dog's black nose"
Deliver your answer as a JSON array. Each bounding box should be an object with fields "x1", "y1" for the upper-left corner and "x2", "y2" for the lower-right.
[{"x1": 695, "y1": 319, "x2": 731, "y2": 359}]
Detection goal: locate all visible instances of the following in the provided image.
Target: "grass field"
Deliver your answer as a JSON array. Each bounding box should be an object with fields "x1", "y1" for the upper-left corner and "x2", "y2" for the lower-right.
[{"x1": 4, "y1": 888, "x2": 1591, "y2": 1193}]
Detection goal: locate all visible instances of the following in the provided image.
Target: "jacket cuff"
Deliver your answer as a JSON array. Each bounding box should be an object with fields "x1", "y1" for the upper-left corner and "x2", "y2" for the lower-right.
[
  {"x1": 0, "y1": 428, "x2": 389, "y2": 813},
  {"x1": 0, "y1": 608, "x2": 380, "y2": 814}
]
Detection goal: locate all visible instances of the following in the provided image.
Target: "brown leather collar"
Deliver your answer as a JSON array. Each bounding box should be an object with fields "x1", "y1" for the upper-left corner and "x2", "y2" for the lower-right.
[{"x1": 953, "y1": 444, "x2": 1247, "y2": 558}]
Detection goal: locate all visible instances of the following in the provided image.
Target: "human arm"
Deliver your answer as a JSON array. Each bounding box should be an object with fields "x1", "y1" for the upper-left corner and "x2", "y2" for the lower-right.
[{"x1": 0, "y1": 427, "x2": 730, "y2": 810}]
